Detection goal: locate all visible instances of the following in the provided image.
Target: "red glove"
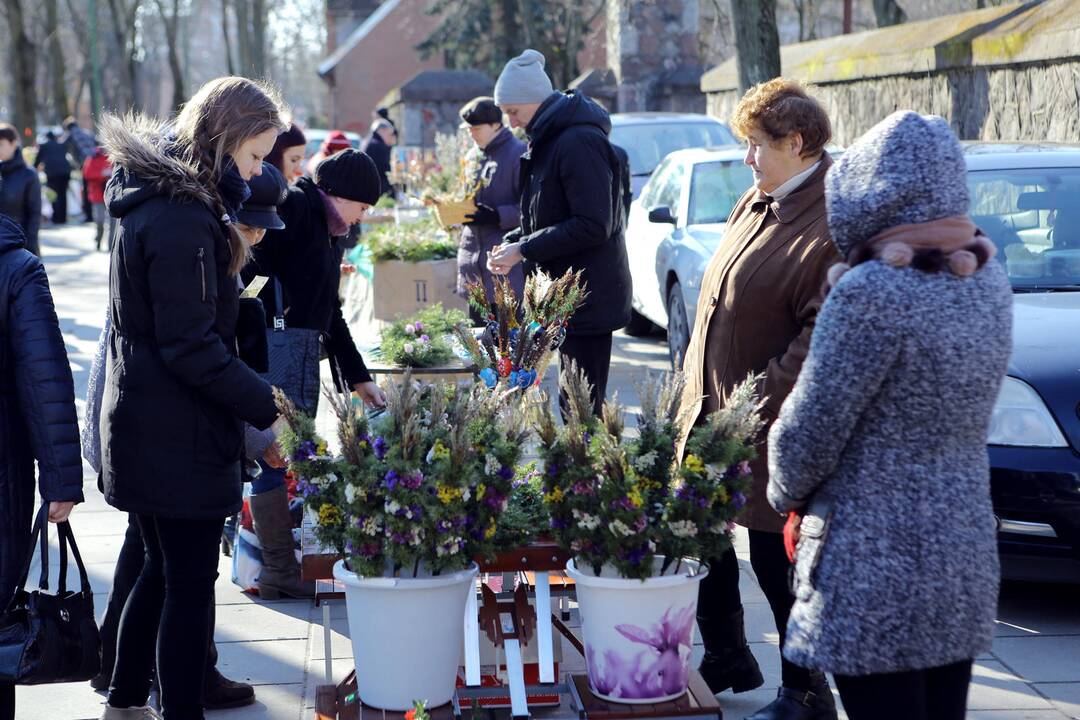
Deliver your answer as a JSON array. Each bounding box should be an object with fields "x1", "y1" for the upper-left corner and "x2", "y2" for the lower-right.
[{"x1": 783, "y1": 511, "x2": 802, "y2": 564}]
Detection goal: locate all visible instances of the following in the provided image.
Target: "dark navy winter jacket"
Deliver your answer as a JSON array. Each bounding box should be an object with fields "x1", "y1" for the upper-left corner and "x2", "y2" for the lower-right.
[{"x1": 0, "y1": 213, "x2": 83, "y2": 601}]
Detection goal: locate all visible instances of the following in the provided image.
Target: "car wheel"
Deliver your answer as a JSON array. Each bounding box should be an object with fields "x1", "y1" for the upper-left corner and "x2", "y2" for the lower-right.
[
  {"x1": 624, "y1": 309, "x2": 655, "y2": 337},
  {"x1": 666, "y1": 281, "x2": 690, "y2": 371}
]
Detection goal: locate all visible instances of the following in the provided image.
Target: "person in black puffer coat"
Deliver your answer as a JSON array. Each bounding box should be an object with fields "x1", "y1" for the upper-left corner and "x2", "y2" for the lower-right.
[
  {"x1": 0, "y1": 124, "x2": 42, "y2": 256},
  {"x1": 0, "y1": 211, "x2": 84, "y2": 720},
  {"x1": 97, "y1": 76, "x2": 287, "y2": 720},
  {"x1": 488, "y1": 49, "x2": 632, "y2": 415}
]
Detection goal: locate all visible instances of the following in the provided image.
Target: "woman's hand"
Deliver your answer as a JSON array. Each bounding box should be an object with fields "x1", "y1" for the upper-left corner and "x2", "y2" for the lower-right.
[
  {"x1": 487, "y1": 242, "x2": 524, "y2": 276},
  {"x1": 48, "y1": 501, "x2": 75, "y2": 523},
  {"x1": 354, "y1": 381, "x2": 387, "y2": 408}
]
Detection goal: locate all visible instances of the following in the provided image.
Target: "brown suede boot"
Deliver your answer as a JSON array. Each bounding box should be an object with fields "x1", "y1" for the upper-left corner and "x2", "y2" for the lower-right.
[{"x1": 249, "y1": 484, "x2": 315, "y2": 600}]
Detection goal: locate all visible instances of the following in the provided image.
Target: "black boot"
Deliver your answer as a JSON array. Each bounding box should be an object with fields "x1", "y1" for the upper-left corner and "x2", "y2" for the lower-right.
[
  {"x1": 746, "y1": 671, "x2": 838, "y2": 720},
  {"x1": 202, "y1": 667, "x2": 255, "y2": 710},
  {"x1": 697, "y1": 607, "x2": 764, "y2": 694}
]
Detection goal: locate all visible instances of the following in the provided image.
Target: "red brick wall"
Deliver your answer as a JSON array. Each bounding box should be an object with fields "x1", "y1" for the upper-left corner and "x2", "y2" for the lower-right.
[{"x1": 326, "y1": 0, "x2": 445, "y2": 135}]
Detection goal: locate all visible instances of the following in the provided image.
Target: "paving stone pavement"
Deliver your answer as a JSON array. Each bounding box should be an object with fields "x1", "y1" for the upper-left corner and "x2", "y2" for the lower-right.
[{"x1": 13, "y1": 224, "x2": 1080, "y2": 719}]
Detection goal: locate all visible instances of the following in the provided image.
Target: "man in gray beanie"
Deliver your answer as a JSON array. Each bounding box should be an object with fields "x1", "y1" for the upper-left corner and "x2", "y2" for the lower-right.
[{"x1": 489, "y1": 49, "x2": 632, "y2": 415}]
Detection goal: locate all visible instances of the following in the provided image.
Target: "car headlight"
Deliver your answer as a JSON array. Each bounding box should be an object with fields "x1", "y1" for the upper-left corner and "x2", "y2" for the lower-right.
[{"x1": 987, "y1": 377, "x2": 1068, "y2": 448}]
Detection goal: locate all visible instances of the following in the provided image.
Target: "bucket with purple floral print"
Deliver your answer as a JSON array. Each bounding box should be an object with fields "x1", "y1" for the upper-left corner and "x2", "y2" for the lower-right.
[
  {"x1": 333, "y1": 560, "x2": 479, "y2": 710},
  {"x1": 566, "y1": 557, "x2": 707, "y2": 703}
]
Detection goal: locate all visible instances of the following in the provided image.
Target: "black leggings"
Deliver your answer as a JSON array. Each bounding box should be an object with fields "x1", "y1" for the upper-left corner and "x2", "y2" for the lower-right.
[
  {"x1": 1, "y1": 681, "x2": 12, "y2": 720},
  {"x1": 699, "y1": 529, "x2": 810, "y2": 690},
  {"x1": 109, "y1": 514, "x2": 224, "y2": 720},
  {"x1": 558, "y1": 332, "x2": 613, "y2": 417},
  {"x1": 835, "y1": 659, "x2": 973, "y2": 720}
]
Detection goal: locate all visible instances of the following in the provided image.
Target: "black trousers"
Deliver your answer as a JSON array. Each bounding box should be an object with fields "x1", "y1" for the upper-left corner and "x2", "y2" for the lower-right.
[
  {"x1": 109, "y1": 514, "x2": 224, "y2": 719},
  {"x1": 46, "y1": 173, "x2": 70, "y2": 224},
  {"x1": 558, "y1": 332, "x2": 613, "y2": 417},
  {"x1": 699, "y1": 529, "x2": 811, "y2": 690},
  {"x1": 1, "y1": 681, "x2": 12, "y2": 720},
  {"x1": 835, "y1": 659, "x2": 973, "y2": 720},
  {"x1": 99, "y1": 514, "x2": 221, "y2": 683}
]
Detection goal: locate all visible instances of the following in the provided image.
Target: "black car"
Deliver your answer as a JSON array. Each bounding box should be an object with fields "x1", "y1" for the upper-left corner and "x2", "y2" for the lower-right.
[{"x1": 967, "y1": 144, "x2": 1080, "y2": 582}]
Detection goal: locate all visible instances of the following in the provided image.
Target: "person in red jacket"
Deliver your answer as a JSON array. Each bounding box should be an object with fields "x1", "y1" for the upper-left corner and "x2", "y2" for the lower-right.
[{"x1": 82, "y1": 147, "x2": 113, "y2": 250}]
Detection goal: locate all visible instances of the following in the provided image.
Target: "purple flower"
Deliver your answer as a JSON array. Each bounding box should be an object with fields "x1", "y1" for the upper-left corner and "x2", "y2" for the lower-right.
[
  {"x1": 415, "y1": 321, "x2": 424, "y2": 332},
  {"x1": 497, "y1": 465, "x2": 514, "y2": 481},
  {"x1": 436, "y1": 520, "x2": 452, "y2": 533},
  {"x1": 296, "y1": 477, "x2": 318, "y2": 498},
  {"x1": 583, "y1": 431, "x2": 592, "y2": 445},
  {"x1": 733, "y1": 491, "x2": 747, "y2": 510},
  {"x1": 402, "y1": 471, "x2": 424, "y2": 490},
  {"x1": 547, "y1": 463, "x2": 559, "y2": 477},
  {"x1": 373, "y1": 436, "x2": 388, "y2": 460},
  {"x1": 484, "y1": 492, "x2": 505, "y2": 510},
  {"x1": 410, "y1": 503, "x2": 423, "y2": 518},
  {"x1": 549, "y1": 516, "x2": 567, "y2": 529},
  {"x1": 611, "y1": 497, "x2": 635, "y2": 511},
  {"x1": 383, "y1": 470, "x2": 399, "y2": 490},
  {"x1": 293, "y1": 440, "x2": 317, "y2": 462},
  {"x1": 420, "y1": 334, "x2": 430, "y2": 343},
  {"x1": 572, "y1": 480, "x2": 594, "y2": 496},
  {"x1": 626, "y1": 545, "x2": 648, "y2": 565}
]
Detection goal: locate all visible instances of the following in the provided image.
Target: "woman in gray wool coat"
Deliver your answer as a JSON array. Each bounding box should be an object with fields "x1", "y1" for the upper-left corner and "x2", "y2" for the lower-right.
[{"x1": 766, "y1": 111, "x2": 1013, "y2": 720}]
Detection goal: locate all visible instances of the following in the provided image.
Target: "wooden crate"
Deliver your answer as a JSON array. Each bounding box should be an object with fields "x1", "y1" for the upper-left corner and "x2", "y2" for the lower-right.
[{"x1": 567, "y1": 672, "x2": 722, "y2": 720}]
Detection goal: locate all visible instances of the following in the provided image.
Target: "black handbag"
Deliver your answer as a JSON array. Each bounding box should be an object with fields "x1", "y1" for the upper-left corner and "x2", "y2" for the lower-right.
[
  {"x1": 0, "y1": 505, "x2": 101, "y2": 685},
  {"x1": 263, "y1": 278, "x2": 323, "y2": 414}
]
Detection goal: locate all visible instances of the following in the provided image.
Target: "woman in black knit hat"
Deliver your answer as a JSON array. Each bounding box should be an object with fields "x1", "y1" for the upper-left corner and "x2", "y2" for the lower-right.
[{"x1": 241, "y1": 148, "x2": 385, "y2": 600}]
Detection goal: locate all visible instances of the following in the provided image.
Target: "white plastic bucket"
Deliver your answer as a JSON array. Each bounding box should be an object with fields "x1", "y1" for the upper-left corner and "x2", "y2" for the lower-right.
[
  {"x1": 566, "y1": 557, "x2": 707, "y2": 703},
  {"x1": 333, "y1": 560, "x2": 479, "y2": 710}
]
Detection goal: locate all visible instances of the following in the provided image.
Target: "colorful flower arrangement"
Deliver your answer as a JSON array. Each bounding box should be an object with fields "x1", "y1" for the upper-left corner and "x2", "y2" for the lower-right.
[
  {"x1": 455, "y1": 270, "x2": 587, "y2": 390},
  {"x1": 365, "y1": 217, "x2": 458, "y2": 263},
  {"x1": 273, "y1": 373, "x2": 531, "y2": 578},
  {"x1": 535, "y1": 368, "x2": 764, "y2": 580},
  {"x1": 377, "y1": 304, "x2": 469, "y2": 368}
]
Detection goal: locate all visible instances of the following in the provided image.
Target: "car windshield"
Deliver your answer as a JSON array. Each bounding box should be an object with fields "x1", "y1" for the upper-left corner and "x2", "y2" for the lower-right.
[
  {"x1": 687, "y1": 160, "x2": 754, "y2": 225},
  {"x1": 968, "y1": 168, "x2": 1080, "y2": 290},
  {"x1": 611, "y1": 122, "x2": 736, "y2": 177}
]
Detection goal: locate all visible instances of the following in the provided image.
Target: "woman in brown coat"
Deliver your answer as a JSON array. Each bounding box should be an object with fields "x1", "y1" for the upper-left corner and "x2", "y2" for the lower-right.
[{"x1": 681, "y1": 78, "x2": 839, "y2": 720}]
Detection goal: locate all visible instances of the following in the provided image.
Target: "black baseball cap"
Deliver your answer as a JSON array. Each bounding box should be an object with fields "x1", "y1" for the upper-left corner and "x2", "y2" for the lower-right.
[
  {"x1": 237, "y1": 162, "x2": 288, "y2": 230},
  {"x1": 459, "y1": 97, "x2": 503, "y2": 128}
]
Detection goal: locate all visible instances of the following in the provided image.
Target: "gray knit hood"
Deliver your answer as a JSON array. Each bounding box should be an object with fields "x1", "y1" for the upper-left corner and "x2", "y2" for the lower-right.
[{"x1": 825, "y1": 111, "x2": 969, "y2": 259}]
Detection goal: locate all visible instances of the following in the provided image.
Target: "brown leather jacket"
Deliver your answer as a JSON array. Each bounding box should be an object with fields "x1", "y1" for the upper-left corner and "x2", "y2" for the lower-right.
[{"x1": 679, "y1": 155, "x2": 840, "y2": 532}]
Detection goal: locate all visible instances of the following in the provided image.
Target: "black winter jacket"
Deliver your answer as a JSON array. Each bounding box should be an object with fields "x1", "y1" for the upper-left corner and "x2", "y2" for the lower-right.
[
  {"x1": 99, "y1": 117, "x2": 278, "y2": 520},
  {"x1": 33, "y1": 139, "x2": 72, "y2": 177},
  {"x1": 0, "y1": 152, "x2": 42, "y2": 256},
  {"x1": 246, "y1": 177, "x2": 372, "y2": 387},
  {"x1": 360, "y1": 132, "x2": 393, "y2": 197},
  {"x1": 514, "y1": 91, "x2": 632, "y2": 335},
  {"x1": 0, "y1": 214, "x2": 83, "y2": 600}
]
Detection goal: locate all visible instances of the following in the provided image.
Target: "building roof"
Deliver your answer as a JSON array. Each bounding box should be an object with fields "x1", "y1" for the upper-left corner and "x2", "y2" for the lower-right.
[
  {"x1": 702, "y1": 0, "x2": 1080, "y2": 93},
  {"x1": 318, "y1": 0, "x2": 401, "y2": 77},
  {"x1": 393, "y1": 70, "x2": 493, "y2": 102}
]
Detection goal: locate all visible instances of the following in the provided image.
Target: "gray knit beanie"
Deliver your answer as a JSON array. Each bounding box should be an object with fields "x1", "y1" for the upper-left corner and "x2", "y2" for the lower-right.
[
  {"x1": 494, "y1": 49, "x2": 555, "y2": 106},
  {"x1": 825, "y1": 111, "x2": 969, "y2": 259}
]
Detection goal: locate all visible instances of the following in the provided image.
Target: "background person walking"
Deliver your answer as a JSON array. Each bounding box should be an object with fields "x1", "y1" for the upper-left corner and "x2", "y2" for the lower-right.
[
  {"x1": 767, "y1": 111, "x2": 1012, "y2": 720},
  {"x1": 0, "y1": 123, "x2": 42, "y2": 256},
  {"x1": 34, "y1": 131, "x2": 73, "y2": 225}
]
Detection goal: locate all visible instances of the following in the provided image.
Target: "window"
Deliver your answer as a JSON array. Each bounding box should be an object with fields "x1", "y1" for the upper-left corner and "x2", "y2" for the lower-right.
[
  {"x1": 687, "y1": 161, "x2": 754, "y2": 226},
  {"x1": 610, "y1": 122, "x2": 737, "y2": 177},
  {"x1": 652, "y1": 161, "x2": 687, "y2": 217}
]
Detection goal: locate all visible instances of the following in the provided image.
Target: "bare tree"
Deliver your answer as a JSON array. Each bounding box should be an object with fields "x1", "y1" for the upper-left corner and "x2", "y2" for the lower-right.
[
  {"x1": 1, "y1": 0, "x2": 38, "y2": 139},
  {"x1": 43, "y1": 0, "x2": 70, "y2": 120},
  {"x1": 873, "y1": 0, "x2": 907, "y2": 26},
  {"x1": 154, "y1": 0, "x2": 186, "y2": 110},
  {"x1": 730, "y1": 0, "x2": 781, "y2": 92},
  {"x1": 221, "y1": 0, "x2": 235, "y2": 75},
  {"x1": 104, "y1": 0, "x2": 143, "y2": 111},
  {"x1": 793, "y1": 0, "x2": 820, "y2": 40}
]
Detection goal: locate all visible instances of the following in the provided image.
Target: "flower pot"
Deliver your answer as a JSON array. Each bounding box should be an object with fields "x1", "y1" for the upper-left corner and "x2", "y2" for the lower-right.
[
  {"x1": 566, "y1": 557, "x2": 707, "y2": 704},
  {"x1": 333, "y1": 560, "x2": 479, "y2": 710}
]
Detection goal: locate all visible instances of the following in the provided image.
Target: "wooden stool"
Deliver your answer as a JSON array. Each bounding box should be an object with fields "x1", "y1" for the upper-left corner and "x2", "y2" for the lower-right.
[
  {"x1": 567, "y1": 672, "x2": 722, "y2": 720},
  {"x1": 315, "y1": 671, "x2": 458, "y2": 720}
]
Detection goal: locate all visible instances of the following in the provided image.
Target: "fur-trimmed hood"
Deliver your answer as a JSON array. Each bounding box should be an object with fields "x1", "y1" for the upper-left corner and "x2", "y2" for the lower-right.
[{"x1": 98, "y1": 113, "x2": 214, "y2": 219}]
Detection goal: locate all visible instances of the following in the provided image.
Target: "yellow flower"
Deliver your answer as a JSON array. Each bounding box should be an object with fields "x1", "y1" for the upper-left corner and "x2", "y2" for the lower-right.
[
  {"x1": 684, "y1": 455, "x2": 705, "y2": 475},
  {"x1": 316, "y1": 440, "x2": 328, "y2": 456},
  {"x1": 475, "y1": 483, "x2": 486, "y2": 500},
  {"x1": 318, "y1": 503, "x2": 342, "y2": 526},
  {"x1": 543, "y1": 486, "x2": 565, "y2": 503},
  {"x1": 627, "y1": 487, "x2": 644, "y2": 508},
  {"x1": 484, "y1": 520, "x2": 497, "y2": 540},
  {"x1": 432, "y1": 441, "x2": 451, "y2": 461},
  {"x1": 436, "y1": 484, "x2": 462, "y2": 505}
]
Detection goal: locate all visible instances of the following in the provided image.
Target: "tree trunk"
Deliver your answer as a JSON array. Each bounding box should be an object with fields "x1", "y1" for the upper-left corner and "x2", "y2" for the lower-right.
[
  {"x1": 2, "y1": 0, "x2": 38, "y2": 140},
  {"x1": 155, "y1": 0, "x2": 185, "y2": 110},
  {"x1": 234, "y1": 0, "x2": 252, "y2": 75},
  {"x1": 729, "y1": 0, "x2": 781, "y2": 93},
  {"x1": 872, "y1": 0, "x2": 907, "y2": 27},
  {"x1": 843, "y1": 0, "x2": 852, "y2": 33},
  {"x1": 45, "y1": 0, "x2": 70, "y2": 120},
  {"x1": 220, "y1": 0, "x2": 235, "y2": 75},
  {"x1": 250, "y1": 0, "x2": 266, "y2": 78},
  {"x1": 104, "y1": 0, "x2": 141, "y2": 111}
]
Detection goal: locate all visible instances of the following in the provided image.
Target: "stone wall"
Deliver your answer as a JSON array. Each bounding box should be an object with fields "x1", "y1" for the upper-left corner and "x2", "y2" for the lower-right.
[{"x1": 702, "y1": 0, "x2": 1080, "y2": 145}]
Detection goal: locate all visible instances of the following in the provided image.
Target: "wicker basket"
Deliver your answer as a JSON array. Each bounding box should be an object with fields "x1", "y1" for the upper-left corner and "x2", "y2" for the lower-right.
[{"x1": 431, "y1": 195, "x2": 476, "y2": 229}]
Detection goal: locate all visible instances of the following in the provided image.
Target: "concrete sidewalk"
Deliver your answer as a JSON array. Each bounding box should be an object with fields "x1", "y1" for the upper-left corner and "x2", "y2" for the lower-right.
[{"x1": 13, "y1": 224, "x2": 1080, "y2": 719}]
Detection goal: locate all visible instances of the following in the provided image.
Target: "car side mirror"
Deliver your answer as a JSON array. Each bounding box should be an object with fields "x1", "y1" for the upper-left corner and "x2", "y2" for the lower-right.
[{"x1": 648, "y1": 206, "x2": 676, "y2": 224}]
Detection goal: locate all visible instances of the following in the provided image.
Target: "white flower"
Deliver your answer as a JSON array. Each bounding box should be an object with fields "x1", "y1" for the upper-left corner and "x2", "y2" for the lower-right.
[
  {"x1": 634, "y1": 450, "x2": 659, "y2": 472},
  {"x1": 403, "y1": 342, "x2": 415, "y2": 354},
  {"x1": 484, "y1": 454, "x2": 500, "y2": 476},
  {"x1": 405, "y1": 323, "x2": 416, "y2": 335},
  {"x1": 572, "y1": 509, "x2": 601, "y2": 531},
  {"x1": 425, "y1": 445, "x2": 436, "y2": 464},
  {"x1": 669, "y1": 520, "x2": 699, "y2": 538},
  {"x1": 461, "y1": 487, "x2": 471, "y2": 502},
  {"x1": 705, "y1": 464, "x2": 724, "y2": 482},
  {"x1": 609, "y1": 520, "x2": 634, "y2": 537},
  {"x1": 344, "y1": 485, "x2": 357, "y2": 503},
  {"x1": 385, "y1": 500, "x2": 401, "y2": 515},
  {"x1": 325, "y1": 473, "x2": 338, "y2": 484}
]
